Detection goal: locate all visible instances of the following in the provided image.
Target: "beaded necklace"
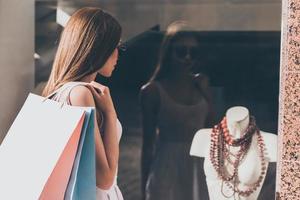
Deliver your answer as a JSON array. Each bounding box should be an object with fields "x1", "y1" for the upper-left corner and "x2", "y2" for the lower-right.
[{"x1": 210, "y1": 116, "x2": 267, "y2": 199}]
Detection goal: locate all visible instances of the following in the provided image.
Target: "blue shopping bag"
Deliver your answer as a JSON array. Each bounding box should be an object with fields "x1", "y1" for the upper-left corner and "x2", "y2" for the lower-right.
[{"x1": 65, "y1": 107, "x2": 96, "y2": 200}]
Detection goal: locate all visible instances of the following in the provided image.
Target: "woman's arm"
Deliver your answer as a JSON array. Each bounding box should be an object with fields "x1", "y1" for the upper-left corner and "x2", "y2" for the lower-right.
[
  {"x1": 139, "y1": 83, "x2": 160, "y2": 199},
  {"x1": 70, "y1": 85, "x2": 119, "y2": 190}
]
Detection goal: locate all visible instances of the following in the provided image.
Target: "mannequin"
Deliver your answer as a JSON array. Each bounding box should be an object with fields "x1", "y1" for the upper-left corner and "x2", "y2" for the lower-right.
[{"x1": 190, "y1": 106, "x2": 277, "y2": 200}]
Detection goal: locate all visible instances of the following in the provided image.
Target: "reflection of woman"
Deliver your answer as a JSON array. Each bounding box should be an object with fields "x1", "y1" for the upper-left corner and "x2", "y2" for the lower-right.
[
  {"x1": 42, "y1": 7, "x2": 123, "y2": 200},
  {"x1": 140, "y1": 21, "x2": 214, "y2": 200}
]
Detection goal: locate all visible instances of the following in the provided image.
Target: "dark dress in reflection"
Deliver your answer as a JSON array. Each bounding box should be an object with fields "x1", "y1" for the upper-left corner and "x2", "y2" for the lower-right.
[
  {"x1": 258, "y1": 162, "x2": 276, "y2": 200},
  {"x1": 145, "y1": 81, "x2": 209, "y2": 200}
]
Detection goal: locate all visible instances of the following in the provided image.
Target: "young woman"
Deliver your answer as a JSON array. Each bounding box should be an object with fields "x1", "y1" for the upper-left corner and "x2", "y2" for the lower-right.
[
  {"x1": 140, "y1": 21, "x2": 214, "y2": 200},
  {"x1": 43, "y1": 7, "x2": 123, "y2": 200}
]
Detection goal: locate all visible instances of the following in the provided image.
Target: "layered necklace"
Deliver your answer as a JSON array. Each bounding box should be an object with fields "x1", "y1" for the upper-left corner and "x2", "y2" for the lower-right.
[{"x1": 210, "y1": 116, "x2": 267, "y2": 199}]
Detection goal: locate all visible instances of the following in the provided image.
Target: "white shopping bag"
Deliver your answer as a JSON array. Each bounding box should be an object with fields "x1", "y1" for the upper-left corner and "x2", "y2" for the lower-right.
[{"x1": 0, "y1": 93, "x2": 86, "y2": 200}]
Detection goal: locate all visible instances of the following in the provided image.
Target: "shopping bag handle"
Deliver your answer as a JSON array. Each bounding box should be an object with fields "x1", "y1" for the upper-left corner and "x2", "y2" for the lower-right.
[{"x1": 42, "y1": 82, "x2": 90, "y2": 108}]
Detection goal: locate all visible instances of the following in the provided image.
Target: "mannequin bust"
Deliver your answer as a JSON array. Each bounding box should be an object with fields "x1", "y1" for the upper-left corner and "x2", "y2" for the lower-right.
[{"x1": 190, "y1": 106, "x2": 277, "y2": 200}]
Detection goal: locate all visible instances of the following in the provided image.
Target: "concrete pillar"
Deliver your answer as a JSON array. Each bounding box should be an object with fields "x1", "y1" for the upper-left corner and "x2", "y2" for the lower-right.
[{"x1": 0, "y1": 0, "x2": 34, "y2": 143}]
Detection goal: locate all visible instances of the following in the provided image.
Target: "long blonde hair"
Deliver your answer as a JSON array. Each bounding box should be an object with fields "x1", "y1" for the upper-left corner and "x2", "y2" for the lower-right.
[{"x1": 42, "y1": 7, "x2": 121, "y2": 96}]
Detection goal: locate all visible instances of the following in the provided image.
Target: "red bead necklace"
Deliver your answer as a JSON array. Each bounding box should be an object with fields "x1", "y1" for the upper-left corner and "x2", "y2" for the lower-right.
[{"x1": 210, "y1": 116, "x2": 267, "y2": 198}]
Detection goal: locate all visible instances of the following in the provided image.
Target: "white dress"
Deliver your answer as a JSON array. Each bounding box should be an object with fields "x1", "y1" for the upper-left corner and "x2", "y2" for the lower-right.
[{"x1": 96, "y1": 119, "x2": 124, "y2": 200}]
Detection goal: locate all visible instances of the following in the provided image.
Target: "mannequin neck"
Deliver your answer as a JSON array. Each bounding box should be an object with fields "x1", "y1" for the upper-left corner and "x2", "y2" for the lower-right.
[{"x1": 225, "y1": 107, "x2": 250, "y2": 139}]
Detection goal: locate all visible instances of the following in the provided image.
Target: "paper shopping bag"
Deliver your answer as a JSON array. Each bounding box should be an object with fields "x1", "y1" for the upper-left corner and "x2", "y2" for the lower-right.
[
  {"x1": 64, "y1": 108, "x2": 96, "y2": 200},
  {"x1": 0, "y1": 93, "x2": 86, "y2": 200},
  {"x1": 39, "y1": 111, "x2": 85, "y2": 200}
]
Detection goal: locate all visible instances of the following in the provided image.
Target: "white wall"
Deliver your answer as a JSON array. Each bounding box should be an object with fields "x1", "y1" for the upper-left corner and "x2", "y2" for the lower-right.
[{"x1": 0, "y1": 0, "x2": 34, "y2": 143}]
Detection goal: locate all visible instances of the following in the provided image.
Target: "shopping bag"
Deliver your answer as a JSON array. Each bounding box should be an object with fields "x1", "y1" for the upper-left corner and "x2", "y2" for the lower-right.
[
  {"x1": 42, "y1": 82, "x2": 97, "y2": 200},
  {"x1": 64, "y1": 107, "x2": 96, "y2": 200},
  {"x1": 39, "y1": 110, "x2": 86, "y2": 200},
  {"x1": 0, "y1": 93, "x2": 86, "y2": 200}
]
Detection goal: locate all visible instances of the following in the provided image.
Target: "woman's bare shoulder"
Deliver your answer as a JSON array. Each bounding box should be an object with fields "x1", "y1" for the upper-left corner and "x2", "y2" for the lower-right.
[{"x1": 69, "y1": 85, "x2": 96, "y2": 107}]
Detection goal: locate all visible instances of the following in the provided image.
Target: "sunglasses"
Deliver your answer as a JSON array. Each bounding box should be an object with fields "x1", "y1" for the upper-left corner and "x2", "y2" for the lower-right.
[{"x1": 173, "y1": 46, "x2": 200, "y2": 60}]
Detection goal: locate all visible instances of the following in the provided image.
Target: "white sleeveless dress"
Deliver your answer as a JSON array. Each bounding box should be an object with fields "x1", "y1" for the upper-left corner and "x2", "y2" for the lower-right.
[{"x1": 51, "y1": 82, "x2": 124, "y2": 200}]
